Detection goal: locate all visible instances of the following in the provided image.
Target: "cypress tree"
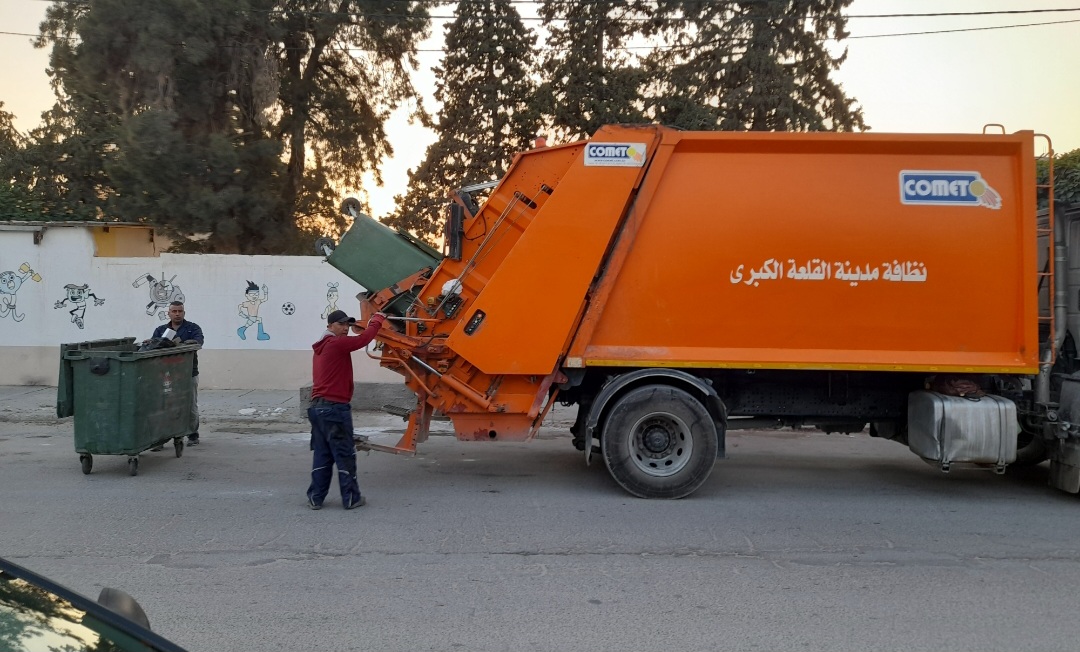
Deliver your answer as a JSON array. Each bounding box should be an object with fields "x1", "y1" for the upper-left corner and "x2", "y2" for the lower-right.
[
  {"x1": 538, "y1": 0, "x2": 648, "y2": 141},
  {"x1": 388, "y1": 0, "x2": 541, "y2": 240},
  {"x1": 640, "y1": 0, "x2": 866, "y2": 132}
]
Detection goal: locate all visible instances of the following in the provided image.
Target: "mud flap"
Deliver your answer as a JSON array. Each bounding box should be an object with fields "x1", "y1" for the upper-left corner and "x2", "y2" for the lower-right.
[{"x1": 1050, "y1": 439, "x2": 1080, "y2": 493}]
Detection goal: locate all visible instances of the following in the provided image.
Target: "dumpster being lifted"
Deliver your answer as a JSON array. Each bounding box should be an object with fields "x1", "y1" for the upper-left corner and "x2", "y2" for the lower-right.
[{"x1": 57, "y1": 338, "x2": 200, "y2": 476}]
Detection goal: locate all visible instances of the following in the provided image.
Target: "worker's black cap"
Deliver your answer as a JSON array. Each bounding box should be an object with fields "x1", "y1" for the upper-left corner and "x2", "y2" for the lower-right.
[{"x1": 326, "y1": 310, "x2": 355, "y2": 325}]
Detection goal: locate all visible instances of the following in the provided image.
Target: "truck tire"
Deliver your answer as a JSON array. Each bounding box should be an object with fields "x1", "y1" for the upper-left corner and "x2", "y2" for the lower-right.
[{"x1": 601, "y1": 385, "x2": 718, "y2": 499}]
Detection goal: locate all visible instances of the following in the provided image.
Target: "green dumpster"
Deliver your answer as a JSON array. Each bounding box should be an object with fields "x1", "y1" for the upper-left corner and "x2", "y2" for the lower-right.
[
  {"x1": 326, "y1": 211, "x2": 442, "y2": 316},
  {"x1": 57, "y1": 337, "x2": 137, "y2": 419},
  {"x1": 58, "y1": 339, "x2": 200, "y2": 476}
]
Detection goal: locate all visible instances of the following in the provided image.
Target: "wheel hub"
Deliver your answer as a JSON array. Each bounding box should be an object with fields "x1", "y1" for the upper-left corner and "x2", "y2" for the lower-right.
[
  {"x1": 642, "y1": 426, "x2": 671, "y2": 454},
  {"x1": 628, "y1": 412, "x2": 694, "y2": 477}
]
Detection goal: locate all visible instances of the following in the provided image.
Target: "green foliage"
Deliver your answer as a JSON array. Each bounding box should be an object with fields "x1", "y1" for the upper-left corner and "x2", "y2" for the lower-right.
[
  {"x1": 0, "y1": 103, "x2": 33, "y2": 219},
  {"x1": 0, "y1": 103, "x2": 21, "y2": 153},
  {"x1": 538, "y1": 1, "x2": 648, "y2": 142},
  {"x1": 0, "y1": 185, "x2": 44, "y2": 221},
  {"x1": 387, "y1": 0, "x2": 541, "y2": 239},
  {"x1": 1037, "y1": 148, "x2": 1080, "y2": 209},
  {"x1": 0, "y1": 101, "x2": 70, "y2": 220},
  {"x1": 639, "y1": 0, "x2": 866, "y2": 132},
  {"x1": 273, "y1": 0, "x2": 431, "y2": 240},
  {"x1": 23, "y1": 0, "x2": 430, "y2": 252},
  {"x1": 6, "y1": 0, "x2": 876, "y2": 245}
]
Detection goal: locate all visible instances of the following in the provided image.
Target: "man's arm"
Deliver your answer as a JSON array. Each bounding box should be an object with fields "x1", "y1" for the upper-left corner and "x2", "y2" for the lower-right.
[
  {"x1": 184, "y1": 322, "x2": 205, "y2": 345},
  {"x1": 151, "y1": 324, "x2": 166, "y2": 339},
  {"x1": 339, "y1": 314, "x2": 387, "y2": 352}
]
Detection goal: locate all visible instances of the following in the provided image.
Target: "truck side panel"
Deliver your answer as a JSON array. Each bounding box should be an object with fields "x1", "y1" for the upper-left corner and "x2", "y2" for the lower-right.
[
  {"x1": 446, "y1": 128, "x2": 662, "y2": 376},
  {"x1": 569, "y1": 130, "x2": 1039, "y2": 374}
]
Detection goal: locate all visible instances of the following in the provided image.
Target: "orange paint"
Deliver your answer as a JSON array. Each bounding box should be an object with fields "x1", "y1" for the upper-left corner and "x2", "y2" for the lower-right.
[{"x1": 570, "y1": 128, "x2": 1038, "y2": 374}]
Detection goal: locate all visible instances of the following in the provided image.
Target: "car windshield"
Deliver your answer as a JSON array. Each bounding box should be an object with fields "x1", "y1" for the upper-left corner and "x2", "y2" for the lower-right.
[{"x1": 0, "y1": 564, "x2": 182, "y2": 652}]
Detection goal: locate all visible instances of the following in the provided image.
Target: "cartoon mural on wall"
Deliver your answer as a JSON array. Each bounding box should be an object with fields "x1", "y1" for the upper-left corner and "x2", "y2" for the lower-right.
[
  {"x1": 237, "y1": 280, "x2": 270, "y2": 340},
  {"x1": 133, "y1": 272, "x2": 185, "y2": 320},
  {"x1": 0, "y1": 263, "x2": 42, "y2": 322},
  {"x1": 320, "y1": 282, "x2": 339, "y2": 321},
  {"x1": 281, "y1": 302, "x2": 296, "y2": 315},
  {"x1": 54, "y1": 284, "x2": 105, "y2": 329}
]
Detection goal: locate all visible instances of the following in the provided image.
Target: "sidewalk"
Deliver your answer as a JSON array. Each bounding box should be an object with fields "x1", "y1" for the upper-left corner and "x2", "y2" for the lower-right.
[
  {"x1": 0, "y1": 385, "x2": 577, "y2": 430},
  {"x1": 0, "y1": 385, "x2": 307, "y2": 426}
]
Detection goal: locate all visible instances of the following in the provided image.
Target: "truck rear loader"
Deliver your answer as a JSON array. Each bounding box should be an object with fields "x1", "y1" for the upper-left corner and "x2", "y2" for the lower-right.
[{"x1": 327, "y1": 124, "x2": 1078, "y2": 499}]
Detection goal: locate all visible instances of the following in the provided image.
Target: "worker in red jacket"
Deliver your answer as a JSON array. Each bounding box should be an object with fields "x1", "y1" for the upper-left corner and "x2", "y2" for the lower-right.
[{"x1": 306, "y1": 309, "x2": 387, "y2": 510}]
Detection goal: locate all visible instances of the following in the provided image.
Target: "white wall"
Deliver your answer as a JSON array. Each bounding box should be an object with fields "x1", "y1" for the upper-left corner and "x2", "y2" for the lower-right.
[{"x1": 0, "y1": 226, "x2": 399, "y2": 389}]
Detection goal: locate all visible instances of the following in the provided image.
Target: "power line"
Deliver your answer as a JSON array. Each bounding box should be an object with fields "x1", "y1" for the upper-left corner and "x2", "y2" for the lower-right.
[
  {"x1": 19, "y1": 0, "x2": 1080, "y2": 12},
  {"x1": 855, "y1": 8, "x2": 1080, "y2": 18},
  {"x1": 8, "y1": 15, "x2": 1080, "y2": 49},
  {"x1": 6, "y1": 4, "x2": 1080, "y2": 50},
  {"x1": 847, "y1": 17, "x2": 1080, "y2": 39},
  {"x1": 161, "y1": 7, "x2": 1080, "y2": 23},
  {"x1": 16, "y1": 0, "x2": 1080, "y2": 21}
]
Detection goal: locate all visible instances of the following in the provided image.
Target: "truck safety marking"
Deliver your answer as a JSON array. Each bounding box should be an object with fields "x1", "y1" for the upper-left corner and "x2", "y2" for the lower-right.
[
  {"x1": 899, "y1": 170, "x2": 1001, "y2": 209},
  {"x1": 730, "y1": 259, "x2": 927, "y2": 287},
  {"x1": 584, "y1": 142, "x2": 647, "y2": 167}
]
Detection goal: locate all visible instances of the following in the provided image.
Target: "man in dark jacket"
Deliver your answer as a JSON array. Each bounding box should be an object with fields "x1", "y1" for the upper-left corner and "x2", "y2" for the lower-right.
[
  {"x1": 151, "y1": 300, "x2": 204, "y2": 446},
  {"x1": 307, "y1": 309, "x2": 387, "y2": 510}
]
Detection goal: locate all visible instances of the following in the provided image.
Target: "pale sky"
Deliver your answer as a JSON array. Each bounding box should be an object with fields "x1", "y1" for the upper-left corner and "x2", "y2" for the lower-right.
[{"x1": 1, "y1": 0, "x2": 1078, "y2": 219}]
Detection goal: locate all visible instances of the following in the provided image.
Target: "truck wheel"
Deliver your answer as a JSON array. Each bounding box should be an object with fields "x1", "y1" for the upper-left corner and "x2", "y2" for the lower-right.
[
  {"x1": 601, "y1": 385, "x2": 718, "y2": 499},
  {"x1": 80, "y1": 454, "x2": 92, "y2": 475}
]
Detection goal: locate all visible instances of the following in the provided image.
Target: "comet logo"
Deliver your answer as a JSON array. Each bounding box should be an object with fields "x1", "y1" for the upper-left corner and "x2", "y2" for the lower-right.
[
  {"x1": 584, "y1": 142, "x2": 648, "y2": 167},
  {"x1": 899, "y1": 170, "x2": 1001, "y2": 209}
]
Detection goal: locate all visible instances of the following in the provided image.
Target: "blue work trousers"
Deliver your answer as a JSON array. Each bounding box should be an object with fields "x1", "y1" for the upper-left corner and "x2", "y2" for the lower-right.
[{"x1": 306, "y1": 400, "x2": 361, "y2": 507}]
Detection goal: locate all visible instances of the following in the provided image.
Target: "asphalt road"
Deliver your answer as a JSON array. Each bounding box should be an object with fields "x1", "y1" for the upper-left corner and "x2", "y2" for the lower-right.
[{"x1": 2, "y1": 413, "x2": 1079, "y2": 652}]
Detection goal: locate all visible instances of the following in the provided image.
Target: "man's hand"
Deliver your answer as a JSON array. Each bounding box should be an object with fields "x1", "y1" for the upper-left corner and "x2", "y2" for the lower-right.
[{"x1": 352, "y1": 312, "x2": 387, "y2": 333}]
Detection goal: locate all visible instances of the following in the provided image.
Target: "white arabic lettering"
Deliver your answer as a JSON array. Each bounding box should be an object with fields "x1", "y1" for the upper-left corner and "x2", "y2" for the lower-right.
[{"x1": 730, "y1": 259, "x2": 928, "y2": 287}]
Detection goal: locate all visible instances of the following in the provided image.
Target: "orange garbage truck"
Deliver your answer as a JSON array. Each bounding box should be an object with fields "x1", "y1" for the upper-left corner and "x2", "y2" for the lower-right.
[{"x1": 326, "y1": 124, "x2": 1079, "y2": 499}]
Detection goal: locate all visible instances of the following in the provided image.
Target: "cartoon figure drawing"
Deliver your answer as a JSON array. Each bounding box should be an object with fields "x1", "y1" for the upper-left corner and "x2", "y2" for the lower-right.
[
  {"x1": 0, "y1": 263, "x2": 42, "y2": 322},
  {"x1": 237, "y1": 280, "x2": 270, "y2": 341},
  {"x1": 320, "y1": 282, "x2": 339, "y2": 321},
  {"x1": 54, "y1": 284, "x2": 106, "y2": 329},
  {"x1": 133, "y1": 272, "x2": 185, "y2": 320}
]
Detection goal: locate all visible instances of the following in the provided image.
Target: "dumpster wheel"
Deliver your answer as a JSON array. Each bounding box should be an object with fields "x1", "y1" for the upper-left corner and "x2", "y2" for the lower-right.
[
  {"x1": 173, "y1": 437, "x2": 184, "y2": 458},
  {"x1": 79, "y1": 454, "x2": 92, "y2": 475},
  {"x1": 127, "y1": 457, "x2": 138, "y2": 476}
]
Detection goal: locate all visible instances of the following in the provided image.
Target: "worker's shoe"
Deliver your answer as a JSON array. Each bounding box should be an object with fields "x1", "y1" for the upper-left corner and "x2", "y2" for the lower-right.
[
  {"x1": 344, "y1": 495, "x2": 366, "y2": 510},
  {"x1": 307, "y1": 496, "x2": 322, "y2": 510},
  {"x1": 187, "y1": 434, "x2": 199, "y2": 447}
]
